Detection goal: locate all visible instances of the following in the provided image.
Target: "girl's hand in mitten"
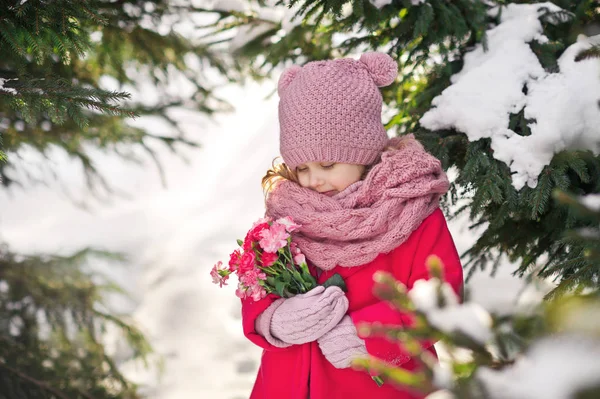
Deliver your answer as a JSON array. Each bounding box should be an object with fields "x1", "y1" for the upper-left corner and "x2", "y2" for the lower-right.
[
  {"x1": 255, "y1": 286, "x2": 348, "y2": 347},
  {"x1": 317, "y1": 315, "x2": 368, "y2": 368}
]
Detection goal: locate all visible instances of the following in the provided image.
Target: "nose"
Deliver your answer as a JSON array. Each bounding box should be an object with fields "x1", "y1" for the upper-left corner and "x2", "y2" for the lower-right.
[{"x1": 309, "y1": 172, "x2": 324, "y2": 189}]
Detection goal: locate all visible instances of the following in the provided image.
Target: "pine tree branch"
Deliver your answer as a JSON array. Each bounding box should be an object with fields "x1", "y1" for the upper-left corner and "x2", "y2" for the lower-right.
[
  {"x1": 575, "y1": 45, "x2": 600, "y2": 62},
  {"x1": 0, "y1": 361, "x2": 71, "y2": 399}
]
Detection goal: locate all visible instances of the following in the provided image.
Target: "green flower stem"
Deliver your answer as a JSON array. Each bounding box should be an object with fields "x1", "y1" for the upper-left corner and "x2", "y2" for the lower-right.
[
  {"x1": 299, "y1": 262, "x2": 317, "y2": 286},
  {"x1": 293, "y1": 277, "x2": 306, "y2": 294},
  {"x1": 300, "y1": 262, "x2": 310, "y2": 274},
  {"x1": 372, "y1": 376, "x2": 384, "y2": 387},
  {"x1": 280, "y1": 245, "x2": 294, "y2": 264},
  {"x1": 259, "y1": 264, "x2": 281, "y2": 276}
]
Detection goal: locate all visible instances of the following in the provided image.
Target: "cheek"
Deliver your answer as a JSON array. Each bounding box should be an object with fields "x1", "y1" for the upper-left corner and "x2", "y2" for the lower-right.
[
  {"x1": 347, "y1": 174, "x2": 362, "y2": 187},
  {"x1": 297, "y1": 174, "x2": 310, "y2": 188},
  {"x1": 333, "y1": 171, "x2": 361, "y2": 189}
]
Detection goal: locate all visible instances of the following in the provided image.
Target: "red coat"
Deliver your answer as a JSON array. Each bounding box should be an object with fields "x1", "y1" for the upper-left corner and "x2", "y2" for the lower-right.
[{"x1": 241, "y1": 208, "x2": 463, "y2": 399}]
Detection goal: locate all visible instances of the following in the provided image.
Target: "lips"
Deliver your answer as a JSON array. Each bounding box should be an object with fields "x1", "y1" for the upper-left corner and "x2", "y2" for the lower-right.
[{"x1": 322, "y1": 190, "x2": 338, "y2": 197}]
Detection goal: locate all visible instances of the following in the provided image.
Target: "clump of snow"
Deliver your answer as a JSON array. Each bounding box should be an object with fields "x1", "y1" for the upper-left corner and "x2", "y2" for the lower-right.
[
  {"x1": 421, "y1": 3, "x2": 553, "y2": 142},
  {"x1": 372, "y1": 0, "x2": 422, "y2": 11},
  {"x1": 371, "y1": 0, "x2": 393, "y2": 9},
  {"x1": 426, "y1": 389, "x2": 456, "y2": 399},
  {"x1": 0, "y1": 78, "x2": 18, "y2": 95},
  {"x1": 494, "y1": 34, "x2": 600, "y2": 190},
  {"x1": 211, "y1": 0, "x2": 247, "y2": 12},
  {"x1": 410, "y1": 278, "x2": 460, "y2": 310},
  {"x1": 409, "y1": 278, "x2": 494, "y2": 344},
  {"x1": 420, "y1": 3, "x2": 600, "y2": 190},
  {"x1": 432, "y1": 364, "x2": 453, "y2": 389},
  {"x1": 477, "y1": 335, "x2": 600, "y2": 399},
  {"x1": 428, "y1": 302, "x2": 493, "y2": 345},
  {"x1": 581, "y1": 194, "x2": 600, "y2": 211}
]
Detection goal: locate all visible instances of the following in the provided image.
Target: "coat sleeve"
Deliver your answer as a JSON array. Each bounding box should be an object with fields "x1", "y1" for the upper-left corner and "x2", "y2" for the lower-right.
[
  {"x1": 241, "y1": 294, "x2": 292, "y2": 351},
  {"x1": 348, "y1": 208, "x2": 464, "y2": 365}
]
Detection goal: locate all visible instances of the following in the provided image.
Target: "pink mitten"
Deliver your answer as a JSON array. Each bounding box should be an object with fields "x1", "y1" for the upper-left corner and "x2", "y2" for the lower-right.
[
  {"x1": 317, "y1": 315, "x2": 368, "y2": 368},
  {"x1": 255, "y1": 286, "x2": 348, "y2": 346}
]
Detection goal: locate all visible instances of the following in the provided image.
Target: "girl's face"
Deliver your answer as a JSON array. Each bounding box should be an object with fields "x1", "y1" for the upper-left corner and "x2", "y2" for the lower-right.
[{"x1": 296, "y1": 162, "x2": 366, "y2": 196}]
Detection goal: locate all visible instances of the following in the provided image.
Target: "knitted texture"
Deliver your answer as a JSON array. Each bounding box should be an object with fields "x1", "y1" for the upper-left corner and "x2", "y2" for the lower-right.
[
  {"x1": 317, "y1": 315, "x2": 368, "y2": 369},
  {"x1": 277, "y1": 52, "x2": 398, "y2": 170},
  {"x1": 256, "y1": 286, "x2": 348, "y2": 346},
  {"x1": 266, "y1": 136, "x2": 449, "y2": 271},
  {"x1": 255, "y1": 298, "x2": 291, "y2": 348}
]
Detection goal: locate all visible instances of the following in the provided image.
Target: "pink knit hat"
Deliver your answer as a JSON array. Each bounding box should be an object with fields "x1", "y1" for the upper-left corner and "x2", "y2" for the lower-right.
[{"x1": 277, "y1": 52, "x2": 398, "y2": 170}]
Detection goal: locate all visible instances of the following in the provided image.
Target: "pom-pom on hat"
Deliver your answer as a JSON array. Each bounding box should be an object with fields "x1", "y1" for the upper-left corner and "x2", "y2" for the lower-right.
[{"x1": 278, "y1": 52, "x2": 398, "y2": 170}]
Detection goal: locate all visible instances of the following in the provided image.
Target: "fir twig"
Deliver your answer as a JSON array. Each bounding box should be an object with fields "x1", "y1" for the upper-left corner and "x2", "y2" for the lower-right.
[{"x1": 0, "y1": 362, "x2": 71, "y2": 399}]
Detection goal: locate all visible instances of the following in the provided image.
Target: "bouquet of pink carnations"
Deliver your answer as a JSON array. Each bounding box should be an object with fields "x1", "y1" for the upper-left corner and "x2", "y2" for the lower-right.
[
  {"x1": 211, "y1": 216, "x2": 346, "y2": 301},
  {"x1": 211, "y1": 216, "x2": 384, "y2": 387}
]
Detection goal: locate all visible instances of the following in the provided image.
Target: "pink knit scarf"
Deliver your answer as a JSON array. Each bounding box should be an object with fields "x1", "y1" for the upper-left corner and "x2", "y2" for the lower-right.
[{"x1": 265, "y1": 136, "x2": 449, "y2": 271}]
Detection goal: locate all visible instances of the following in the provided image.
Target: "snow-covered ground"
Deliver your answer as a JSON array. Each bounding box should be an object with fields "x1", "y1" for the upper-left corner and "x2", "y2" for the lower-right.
[{"x1": 0, "y1": 79, "x2": 532, "y2": 398}]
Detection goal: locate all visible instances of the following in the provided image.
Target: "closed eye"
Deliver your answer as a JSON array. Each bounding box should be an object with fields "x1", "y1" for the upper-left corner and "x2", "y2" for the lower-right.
[{"x1": 321, "y1": 163, "x2": 335, "y2": 169}]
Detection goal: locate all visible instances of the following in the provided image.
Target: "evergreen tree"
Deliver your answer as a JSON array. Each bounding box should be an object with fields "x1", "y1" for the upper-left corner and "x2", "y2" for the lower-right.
[
  {"x1": 209, "y1": 0, "x2": 600, "y2": 295},
  {"x1": 1, "y1": 0, "x2": 237, "y2": 188},
  {"x1": 0, "y1": 248, "x2": 152, "y2": 398},
  {"x1": 0, "y1": 0, "x2": 240, "y2": 396}
]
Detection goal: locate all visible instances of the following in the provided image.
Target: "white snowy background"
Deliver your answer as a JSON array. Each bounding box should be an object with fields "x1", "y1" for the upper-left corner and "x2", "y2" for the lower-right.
[{"x1": 2, "y1": 1, "x2": 598, "y2": 398}]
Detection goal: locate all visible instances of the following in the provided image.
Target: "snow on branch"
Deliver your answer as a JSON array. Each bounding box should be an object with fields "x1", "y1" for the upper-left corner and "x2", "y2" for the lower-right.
[
  {"x1": 581, "y1": 194, "x2": 600, "y2": 211},
  {"x1": 420, "y1": 3, "x2": 600, "y2": 190},
  {"x1": 477, "y1": 335, "x2": 600, "y2": 399},
  {"x1": 409, "y1": 278, "x2": 493, "y2": 345},
  {"x1": 0, "y1": 78, "x2": 18, "y2": 95}
]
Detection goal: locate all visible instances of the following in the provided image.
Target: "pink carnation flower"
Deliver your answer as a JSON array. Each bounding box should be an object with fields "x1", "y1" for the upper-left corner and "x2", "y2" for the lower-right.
[
  {"x1": 293, "y1": 253, "x2": 306, "y2": 266},
  {"x1": 235, "y1": 283, "x2": 247, "y2": 299},
  {"x1": 276, "y1": 216, "x2": 301, "y2": 233},
  {"x1": 259, "y1": 223, "x2": 290, "y2": 253},
  {"x1": 210, "y1": 261, "x2": 229, "y2": 288},
  {"x1": 260, "y1": 251, "x2": 279, "y2": 267},
  {"x1": 248, "y1": 222, "x2": 270, "y2": 242},
  {"x1": 250, "y1": 285, "x2": 267, "y2": 301},
  {"x1": 240, "y1": 268, "x2": 267, "y2": 287},
  {"x1": 228, "y1": 249, "x2": 241, "y2": 272},
  {"x1": 240, "y1": 269, "x2": 268, "y2": 301},
  {"x1": 290, "y1": 241, "x2": 301, "y2": 254},
  {"x1": 239, "y1": 251, "x2": 256, "y2": 274},
  {"x1": 252, "y1": 216, "x2": 272, "y2": 228}
]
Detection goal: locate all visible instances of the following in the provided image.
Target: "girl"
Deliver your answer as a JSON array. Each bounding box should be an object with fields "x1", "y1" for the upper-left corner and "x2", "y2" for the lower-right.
[{"x1": 241, "y1": 52, "x2": 464, "y2": 399}]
